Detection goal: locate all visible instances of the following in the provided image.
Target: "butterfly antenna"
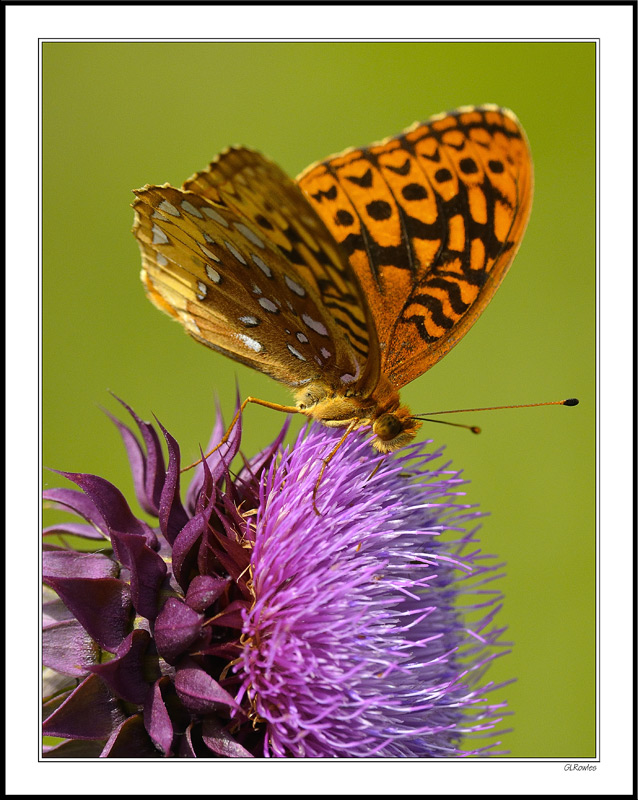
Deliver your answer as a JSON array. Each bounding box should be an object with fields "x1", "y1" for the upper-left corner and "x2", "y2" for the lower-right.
[
  {"x1": 412, "y1": 398, "x2": 579, "y2": 434},
  {"x1": 413, "y1": 417, "x2": 483, "y2": 434}
]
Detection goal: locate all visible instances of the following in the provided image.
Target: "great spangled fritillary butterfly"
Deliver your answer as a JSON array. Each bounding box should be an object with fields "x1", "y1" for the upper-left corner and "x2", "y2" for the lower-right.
[{"x1": 133, "y1": 105, "x2": 533, "y2": 454}]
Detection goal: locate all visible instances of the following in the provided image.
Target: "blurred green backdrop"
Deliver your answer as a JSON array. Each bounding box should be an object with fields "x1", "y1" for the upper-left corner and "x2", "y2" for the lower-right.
[{"x1": 42, "y1": 42, "x2": 595, "y2": 758}]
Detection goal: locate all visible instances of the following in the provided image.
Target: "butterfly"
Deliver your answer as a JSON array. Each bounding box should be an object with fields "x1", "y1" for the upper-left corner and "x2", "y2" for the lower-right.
[{"x1": 133, "y1": 104, "x2": 533, "y2": 459}]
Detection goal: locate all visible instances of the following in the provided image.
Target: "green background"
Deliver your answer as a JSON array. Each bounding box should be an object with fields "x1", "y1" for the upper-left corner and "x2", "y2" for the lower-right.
[{"x1": 43, "y1": 42, "x2": 595, "y2": 758}]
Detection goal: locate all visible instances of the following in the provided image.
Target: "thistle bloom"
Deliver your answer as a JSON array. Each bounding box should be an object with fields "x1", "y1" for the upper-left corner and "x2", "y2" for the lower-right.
[{"x1": 43, "y1": 398, "x2": 511, "y2": 758}]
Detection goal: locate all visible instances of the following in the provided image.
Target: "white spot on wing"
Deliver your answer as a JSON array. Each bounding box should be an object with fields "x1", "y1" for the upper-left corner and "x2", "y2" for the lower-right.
[
  {"x1": 302, "y1": 313, "x2": 328, "y2": 336},
  {"x1": 156, "y1": 253, "x2": 168, "y2": 267},
  {"x1": 285, "y1": 274, "x2": 306, "y2": 297},
  {"x1": 234, "y1": 222, "x2": 265, "y2": 249},
  {"x1": 224, "y1": 240, "x2": 247, "y2": 265},
  {"x1": 202, "y1": 205, "x2": 230, "y2": 227},
  {"x1": 287, "y1": 344, "x2": 307, "y2": 362},
  {"x1": 196, "y1": 281, "x2": 207, "y2": 300},
  {"x1": 239, "y1": 315, "x2": 259, "y2": 327},
  {"x1": 320, "y1": 347, "x2": 331, "y2": 359},
  {"x1": 159, "y1": 200, "x2": 180, "y2": 217},
  {"x1": 339, "y1": 360, "x2": 360, "y2": 384},
  {"x1": 252, "y1": 253, "x2": 272, "y2": 278},
  {"x1": 205, "y1": 264, "x2": 221, "y2": 283},
  {"x1": 198, "y1": 242, "x2": 220, "y2": 262},
  {"x1": 203, "y1": 232, "x2": 215, "y2": 244},
  {"x1": 236, "y1": 333, "x2": 263, "y2": 353},
  {"x1": 152, "y1": 224, "x2": 169, "y2": 245},
  {"x1": 296, "y1": 332, "x2": 308, "y2": 344},
  {"x1": 182, "y1": 314, "x2": 201, "y2": 335},
  {"x1": 181, "y1": 200, "x2": 203, "y2": 218},
  {"x1": 259, "y1": 297, "x2": 279, "y2": 313}
]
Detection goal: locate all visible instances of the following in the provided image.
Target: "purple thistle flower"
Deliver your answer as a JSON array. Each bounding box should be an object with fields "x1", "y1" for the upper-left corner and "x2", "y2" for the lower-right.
[{"x1": 42, "y1": 397, "x2": 511, "y2": 758}]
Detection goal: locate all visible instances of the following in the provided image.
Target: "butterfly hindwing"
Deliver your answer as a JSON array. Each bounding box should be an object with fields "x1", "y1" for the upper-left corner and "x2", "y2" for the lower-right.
[
  {"x1": 297, "y1": 105, "x2": 533, "y2": 389},
  {"x1": 133, "y1": 178, "x2": 373, "y2": 390},
  {"x1": 183, "y1": 147, "x2": 380, "y2": 393}
]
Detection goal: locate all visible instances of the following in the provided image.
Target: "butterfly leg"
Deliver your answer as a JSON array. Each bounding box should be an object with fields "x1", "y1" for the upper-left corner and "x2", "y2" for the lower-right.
[
  {"x1": 181, "y1": 396, "x2": 301, "y2": 472},
  {"x1": 312, "y1": 419, "x2": 359, "y2": 516},
  {"x1": 365, "y1": 460, "x2": 383, "y2": 484}
]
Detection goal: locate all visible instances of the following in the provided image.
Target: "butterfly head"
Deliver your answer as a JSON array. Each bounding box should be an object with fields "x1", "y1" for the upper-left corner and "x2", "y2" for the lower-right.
[{"x1": 371, "y1": 407, "x2": 422, "y2": 453}]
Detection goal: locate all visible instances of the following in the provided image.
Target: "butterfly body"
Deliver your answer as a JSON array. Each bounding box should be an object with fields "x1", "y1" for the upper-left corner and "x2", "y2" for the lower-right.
[
  {"x1": 293, "y1": 374, "x2": 420, "y2": 452},
  {"x1": 133, "y1": 105, "x2": 532, "y2": 452}
]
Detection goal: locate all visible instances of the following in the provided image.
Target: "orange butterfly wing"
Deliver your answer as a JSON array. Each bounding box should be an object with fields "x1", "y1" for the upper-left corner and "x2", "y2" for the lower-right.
[{"x1": 297, "y1": 105, "x2": 533, "y2": 389}]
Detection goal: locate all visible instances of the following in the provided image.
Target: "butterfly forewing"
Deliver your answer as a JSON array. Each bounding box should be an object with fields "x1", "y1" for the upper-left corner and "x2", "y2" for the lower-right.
[
  {"x1": 133, "y1": 182, "x2": 371, "y2": 389},
  {"x1": 297, "y1": 105, "x2": 533, "y2": 389}
]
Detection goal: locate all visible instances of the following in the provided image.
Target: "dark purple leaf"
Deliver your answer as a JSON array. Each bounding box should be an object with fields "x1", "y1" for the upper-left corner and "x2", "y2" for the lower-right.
[
  {"x1": 90, "y1": 630, "x2": 158, "y2": 704},
  {"x1": 178, "y1": 723, "x2": 198, "y2": 757},
  {"x1": 101, "y1": 714, "x2": 161, "y2": 758},
  {"x1": 143, "y1": 678, "x2": 174, "y2": 756},
  {"x1": 185, "y1": 395, "x2": 243, "y2": 511},
  {"x1": 43, "y1": 521, "x2": 106, "y2": 542},
  {"x1": 43, "y1": 575, "x2": 132, "y2": 652},
  {"x1": 42, "y1": 674, "x2": 126, "y2": 739},
  {"x1": 42, "y1": 619, "x2": 100, "y2": 677},
  {"x1": 42, "y1": 487, "x2": 108, "y2": 534},
  {"x1": 174, "y1": 658, "x2": 239, "y2": 716},
  {"x1": 42, "y1": 687, "x2": 73, "y2": 717},
  {"x1": 193, "y1": 449, "x2": 216, "y2": 515},
  {"x1": 185, "y1": 574, "x2": 229, "y2": 612},
  {"x1": 171, "y1": 505, "x2": 215, "y2": 591},
  {"x1": 202, "y1": 718, "x2": 254, "y2": 758},
  {"x1": 56, "y1": 471, "x2": 158, "y2": 553},
  {"x1": 109, "y1": 394, "x2": 166, "y2": 515},
  {"x1": 198, "y1": 641, "x2": 243, "y2": 660},
  {"x1": 43, "y1": 550, "x2": 119, "y2": 580},
  {"x1": 154, "y1": 598, "x2": 204, "y2": 664},
  {"x1": 185, "y1": 399, "x2": 225, "y2": 515},
  {"x1": 156, "y1": 419, "x2": 189, "y2": 545},
  {"x1": 108, "y1": 530, "x2": 167, "y2": 620},
  {"x1": 207, "y1": 599, "x2": 250, "y2": 631},
  {"x1": 202, "y1": 513, "x2": 251, "y2": 593},
  {"x1": 42, "y1": 597, "x2": 75, "y2": 626}
]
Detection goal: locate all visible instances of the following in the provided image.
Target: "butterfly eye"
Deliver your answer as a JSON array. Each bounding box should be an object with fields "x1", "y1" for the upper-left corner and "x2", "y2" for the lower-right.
[{"x1": 373, "y1": 413, "x2": 404, "y2": 442}]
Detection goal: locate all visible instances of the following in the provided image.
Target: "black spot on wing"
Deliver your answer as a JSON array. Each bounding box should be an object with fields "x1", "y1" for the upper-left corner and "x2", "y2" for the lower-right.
[{"x1": 345, "y1": 168, "x2": 373, "y2": 188}]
